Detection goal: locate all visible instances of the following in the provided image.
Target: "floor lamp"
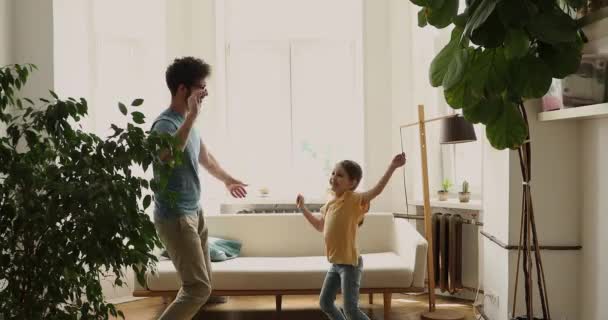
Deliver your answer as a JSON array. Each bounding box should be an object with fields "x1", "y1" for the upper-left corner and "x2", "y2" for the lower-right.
[{"x1": 399, "y1": 105, "x2": 476, "y2": 320}]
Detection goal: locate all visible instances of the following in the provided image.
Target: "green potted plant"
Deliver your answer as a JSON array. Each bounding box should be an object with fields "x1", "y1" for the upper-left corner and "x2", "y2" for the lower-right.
[
  {"x1": 410, "y1": 0, "x2": 585, "y2": 317},
  {"x1": 0, "y1": 64, "x2": 180, "y2": 319},
  {"x1": 438, "y1": 178, "x2": 452, "y2": 201},
  {"x1": 459, "y1": 180, "x2": 471, "y2": 203}
]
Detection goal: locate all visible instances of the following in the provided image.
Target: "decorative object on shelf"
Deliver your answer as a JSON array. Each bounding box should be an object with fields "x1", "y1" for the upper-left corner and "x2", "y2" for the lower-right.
[
  {"x1": 410, "y1": 0, "x2": 586, "y2": 316},
  {"x1": 562, "y1": 54, "x2": 608, "y2": 107},
  {"x1": 542, "y1": 79, "x2": 564, "y2": 111},
  {"x1": 459, "y1": 181, "x2": 471, "y2": 203},
  {"x1": 438, "y1": 179, "x2": 453, "y2": 201},
  {"x1": 399, "y1": 106, "x2": 477, "y2": 320},
  {"x1": 0, "y1": 64, "x2": 179, "y2": 319}
]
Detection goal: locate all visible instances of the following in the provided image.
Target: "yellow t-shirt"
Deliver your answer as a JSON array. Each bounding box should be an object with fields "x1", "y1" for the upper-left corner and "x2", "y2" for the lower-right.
[{"x1": 321, "y1": 191, "x2": 370, "y2": 266}]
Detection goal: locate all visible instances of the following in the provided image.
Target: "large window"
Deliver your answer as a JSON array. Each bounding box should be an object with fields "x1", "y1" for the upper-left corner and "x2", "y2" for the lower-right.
[{"x1": 204, "y1": 0, "x2": 364, "y2": 212}]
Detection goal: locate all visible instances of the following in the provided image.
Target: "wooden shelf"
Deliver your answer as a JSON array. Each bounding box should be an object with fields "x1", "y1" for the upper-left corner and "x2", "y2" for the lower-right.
[{"x1": 538, "y1": 103, "x2": 608, "y2": 122}]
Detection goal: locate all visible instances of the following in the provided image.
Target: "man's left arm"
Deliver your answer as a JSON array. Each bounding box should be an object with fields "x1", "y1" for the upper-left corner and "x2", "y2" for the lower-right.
[{"x1": 199, "y1": 141, "x2": 247, "y2": 198}]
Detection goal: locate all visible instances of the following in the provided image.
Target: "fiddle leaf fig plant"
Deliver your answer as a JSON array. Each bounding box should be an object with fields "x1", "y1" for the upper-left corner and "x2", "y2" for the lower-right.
[
  {"x1": 415, "y1": 0, "x2": 585, "y2": 150},
  {"x1": 0, "y1": 64, "x2": 181, "y2": 319}
]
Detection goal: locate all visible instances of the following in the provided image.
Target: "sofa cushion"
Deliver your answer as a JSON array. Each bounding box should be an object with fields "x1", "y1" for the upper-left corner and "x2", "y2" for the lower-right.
[
  {"x1": 145, "y1": 252, "x2": 414, "y2": 291},
  {"x1": 205, "y1": 213, "x2": 396, "y2": 257}
]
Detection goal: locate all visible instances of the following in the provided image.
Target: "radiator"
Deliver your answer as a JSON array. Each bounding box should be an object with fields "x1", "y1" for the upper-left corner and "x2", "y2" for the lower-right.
[{"x1": 432, "y1": 212, "x2": 463, "y2": 294}]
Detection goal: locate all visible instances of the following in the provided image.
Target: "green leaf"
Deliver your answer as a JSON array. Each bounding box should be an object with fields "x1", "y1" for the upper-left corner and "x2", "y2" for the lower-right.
[
  {"x1": 443, "y1": 48, "x2": 470, "y2": 90},
  {"x1": 118, "y1": 102, "x2": 127, "y2": 115},
  {"x1": 427, "y1": 0, "x2": 459, "y2": 28},
  {"x1": 444, "y1": 76, "x2": 478, "y2": 109},
  {"x1": 463, "y1": 0, "x2": 497, "y2": 38},
  {"x1": 453, "y1": 12, "x2": 468, "y2": 28},
  {"x1": 463, "y1": 97, "x2": 503, "y2": 124},
  {"x1": 428, "y1": 0, "x2": 445, "y2": 9},
  {"x1": 527, "y1": 10, "x2": 578, "y2": 45},
  {"x1": 470, "y1": 11, "x2": 506, "y2": 48},
  {"x1": 539, "y1": 42, "x2": 582, "y2": 79},
  {"x1": 418, "y1": 8, "x2": 428, "y2": 27},
  {"x1": 486, "y1": 102, "x2": 527, "y2": 150},
  {"x1": 429, "y1": 27, "x2": 464, "y2": 87},
  {"x1": 511, "y1": 55, "x2": 553, "y2": 98},
  {"x1": 497, "y1": 0, "x2": 536, "y2": 28},
  {"x1": 469, "y1": 48, "x2": 508, "y2": 97},
  {"x1": 504, "y1": 29, "x2": 530, "y2": 60},
  {"x1": 131, "y1": 98, "x2": 144, "y2": 107},
  {"x1": 50, "y1": 90, "x2": 59, "y2": 99},
  {"x1": 143, "y1": 195, "x2": 151, "y2": 209}
]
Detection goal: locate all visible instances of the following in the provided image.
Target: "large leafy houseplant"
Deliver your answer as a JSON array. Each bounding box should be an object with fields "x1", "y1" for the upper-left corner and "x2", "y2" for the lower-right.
[
  {"x1": 0, "y1": 64, "x2": 180, "y2": 319},
  {"x1": 411, "y1": 0, "x2": 586, "y2": 318}
]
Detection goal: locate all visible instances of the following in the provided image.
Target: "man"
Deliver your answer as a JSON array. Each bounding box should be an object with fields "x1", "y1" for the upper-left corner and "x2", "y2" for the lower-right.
[{"x1": 151, "y1": 57, "x2": 247, "y2": 319}]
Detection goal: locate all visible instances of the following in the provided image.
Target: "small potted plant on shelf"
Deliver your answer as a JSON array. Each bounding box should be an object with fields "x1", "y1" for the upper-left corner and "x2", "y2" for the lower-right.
[
  {"x1": 438, "y1": 179, "x2": 452, "y2": 201},
  {"x1": 459, "y1": 181, "x2": 471, "y2": 203}
]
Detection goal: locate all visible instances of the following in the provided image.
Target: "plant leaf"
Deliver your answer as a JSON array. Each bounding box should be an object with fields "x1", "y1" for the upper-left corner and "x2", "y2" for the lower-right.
[
  {"x1": 443, "y1": 48, "x2": 470, "y2": 90},
  {"x1": 539, "y1": 41, "x2": 583, "y2": 79},
  {"x1": 470, "y1": 11, "x2": 506, "y2": 48},
  {"x1": 132, "y1": 111, "x2": 146, "y2": 124},
  {"x1": 143, "y1": 195, "x2": 151, "y2": 210},
  {"x1": 118, "y1": 102, "x2": 127, "y2": 115},
  {"x1": 527, "y1": 10, "x2": 578, "y2": 45},
  {"x1": 469, "y1": 48, "x2": 508, "y2": 98},
  {"x1": 418, "y1": 8, "x2": 428, "y2": 27},
  {"x1": 486, "y1": 101, "x2": 527, "y2": 150},
  {"x1": 131, "y1": 98, "x2": 144, "y2": 107},
  {"x1": 444, "y1": 75, "x2": 479, "y2": 109},
  {"x1": 429, "y1": 27, "x2": 464, "y2": 87},
  {"x1": 511, "y1": 55, "x2": 553, "y2": 98},
  {"x1": 504, "y1": 29, "x2": 530, "y2": 60},
  {"x1": 497, "y1": 0, "x2": 536, "y2": 28},
  {"x1": 463, "y1": 97, "x2": 503, "y2": 124},
  {"x1": 463, "y1": 0, "x2": 497, "y2": 38},
  {"x1": 427, "y1": 0, "x2": 459, "y2": 29}
]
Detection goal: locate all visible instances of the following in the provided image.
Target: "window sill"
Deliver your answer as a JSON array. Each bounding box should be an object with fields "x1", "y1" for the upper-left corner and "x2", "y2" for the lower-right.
[{"x1": 408, "y1": 198, "x2": 482, "y2": 211}]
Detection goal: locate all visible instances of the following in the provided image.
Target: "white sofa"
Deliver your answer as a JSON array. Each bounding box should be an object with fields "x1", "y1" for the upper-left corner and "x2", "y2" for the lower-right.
[{"x1": 134, "y1": 212, "x2": 428, "y2": 318}]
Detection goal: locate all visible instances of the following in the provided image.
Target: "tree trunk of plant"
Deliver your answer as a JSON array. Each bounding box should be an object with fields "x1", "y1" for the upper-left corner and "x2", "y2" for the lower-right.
[{"x1": 511, "y1": 103, "x2": 551, "y2": 319}]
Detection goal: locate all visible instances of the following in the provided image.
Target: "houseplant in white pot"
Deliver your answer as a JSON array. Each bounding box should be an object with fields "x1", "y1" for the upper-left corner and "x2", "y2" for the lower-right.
[
  {"x1": 459, "y1": 180, "x2": 471, "y2": 203},
  {"x1": 438, "y1": 178, "x2": 452, "y2": 201}
]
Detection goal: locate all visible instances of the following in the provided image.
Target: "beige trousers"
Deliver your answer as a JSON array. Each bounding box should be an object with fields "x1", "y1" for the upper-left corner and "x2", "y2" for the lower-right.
[{"x1": 154, "y1": 210, "x2": 212, "y2": 320}]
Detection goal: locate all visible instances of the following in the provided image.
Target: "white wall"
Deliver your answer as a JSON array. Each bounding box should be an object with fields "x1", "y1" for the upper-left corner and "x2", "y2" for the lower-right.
[
  {"x1": 481, "y1": 100, "x2": 582, "y2": 319},
  {"x1": 13, "y1": 0, "x2": 54, "y2": 99},
  {"x1": 53, "y1": 0, "x2": 168, "y2": 302},
  {"x1": 581, "y1": 118, "x2": 608, "y2": 320},
  {"x1": 0, "y1": 0, "x2": 13, "y2": 67},
  {"x1": 579, "y1": 17, "x2": 608, "y2": 319},
  {"x1": 0, "y1": 0, "x2": 13, "y2": 136}
]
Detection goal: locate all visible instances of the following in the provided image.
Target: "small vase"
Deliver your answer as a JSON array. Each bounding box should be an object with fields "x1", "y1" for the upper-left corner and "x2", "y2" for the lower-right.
[
  {"x1": 437, "y1": 191, "x2": 448, "y2": 201},
  {"x1": 458, "y1": 192, "x2": 471, "y2": 203}
]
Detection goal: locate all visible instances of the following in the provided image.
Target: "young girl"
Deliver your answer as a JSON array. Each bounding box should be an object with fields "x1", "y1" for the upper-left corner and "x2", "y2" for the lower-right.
[{"x1": 296, "y1": 153, "x2": 406, "y2": 320}]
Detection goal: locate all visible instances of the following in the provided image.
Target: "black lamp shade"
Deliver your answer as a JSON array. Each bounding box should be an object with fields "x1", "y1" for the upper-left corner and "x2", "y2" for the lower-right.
[{"x1": 440, "y1": 115, "x2": 477, "y2": 144}]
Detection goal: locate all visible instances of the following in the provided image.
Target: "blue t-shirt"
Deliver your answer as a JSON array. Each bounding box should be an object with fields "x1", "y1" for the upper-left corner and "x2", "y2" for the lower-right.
[{"x1": 151, "y1": 108, "x2": 201, "y2": 218}]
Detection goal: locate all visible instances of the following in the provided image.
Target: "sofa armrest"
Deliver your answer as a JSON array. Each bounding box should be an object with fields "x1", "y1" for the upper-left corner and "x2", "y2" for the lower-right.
[{"x1": 393, "y1": 218, "x2": 428, "y2": 288}]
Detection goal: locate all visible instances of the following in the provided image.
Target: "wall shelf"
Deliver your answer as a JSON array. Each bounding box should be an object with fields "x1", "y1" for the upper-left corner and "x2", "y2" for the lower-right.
[{"x1": 538, "y1": 103, "x2": 608, "y2": 122}]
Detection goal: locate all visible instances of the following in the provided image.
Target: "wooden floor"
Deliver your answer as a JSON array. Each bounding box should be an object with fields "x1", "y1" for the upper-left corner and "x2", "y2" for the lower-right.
[{"x1": 115, "y1": 293, "x2": 477, "y2": 320}]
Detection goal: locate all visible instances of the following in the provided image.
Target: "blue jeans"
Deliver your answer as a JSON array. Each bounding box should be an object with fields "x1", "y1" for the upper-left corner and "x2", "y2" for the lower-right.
[{"x1": 319, "y1": 256, "x2": 370, "y2": 320}]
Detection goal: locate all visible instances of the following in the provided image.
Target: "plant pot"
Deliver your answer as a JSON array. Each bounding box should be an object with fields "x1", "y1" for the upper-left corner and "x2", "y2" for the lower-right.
[
  {"x1": 437, "y1": 191, "x2": 448, "y2": 201},
  {"x1": 458, "y1": 192, "x2": 471, "y2": 203}
]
